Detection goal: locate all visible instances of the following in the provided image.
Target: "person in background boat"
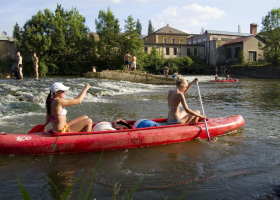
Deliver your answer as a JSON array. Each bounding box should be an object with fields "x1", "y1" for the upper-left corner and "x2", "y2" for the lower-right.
[
  {"x1": 46, "y1": 82, "x2": 92, "y2": 133},
  {"x1": 6, "y1": 73, "x2": 10, "y2": 78},
  {"x1": 124, "y1": 51, "x2": 131, "y2": 71},
  {"x1": 167, "y1": 75, "x2": 206, "y2": 124},
  {"x1": 32, "y1": 52, "x2": 39, "y2": 80},
  {"x1": 215, "y1": 74, "x2": 220, "y2": 80},
  {"x1": 215, "y1": 66, "x2": 218, "y2": 74},
  {"x1": 163, "y1": 66, "x2": 169, "y2": 77},
  {"x1": 226, "y1": 75, "x2": 232, "y2": 80},
  {"x1": 17, "y1": 51, "x2": 23, "y2": 79}
]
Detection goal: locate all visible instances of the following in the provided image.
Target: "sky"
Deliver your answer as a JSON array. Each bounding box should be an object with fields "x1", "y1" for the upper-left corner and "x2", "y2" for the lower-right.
[{"x1": 0, "y1": 0, "x2": 278, "y2": 37}]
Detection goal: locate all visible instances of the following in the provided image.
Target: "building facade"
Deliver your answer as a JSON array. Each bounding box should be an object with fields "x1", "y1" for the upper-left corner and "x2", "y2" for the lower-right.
[
  {"x1": 143, "y1": 24, "x2": 205, "y2": 59},
  {"x1": 0, "y1": 32, "x2": 16, "y2": 60}
]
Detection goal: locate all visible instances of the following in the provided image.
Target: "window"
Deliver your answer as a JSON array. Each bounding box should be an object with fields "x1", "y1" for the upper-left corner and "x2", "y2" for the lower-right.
[
  {"x1": 174, "y1": 48, "x2": 177, "y2": 55},
  {"x1": 194, "y1": 48, "x2": 197, "y2": 56},
  {"x1": 163, "y1": 37, "x2": 167, "y2": 44},
  {"x1": 249, "y1": 51, "x2": 256, "y2": 61},
  {"x1": 179, "y1": 38, "x2": 183, "y2": 44},
  {"x1": 212, "y1": 37, "x2": 218, "y2": 40},
  {"x1": 187, "y1": 48, "x2": 190, "y2": 55},
  {"x1": 171, "y1": 38, "x2": 175, "y2": 44},
  {"x1": 235, "y1": 47, "x2": 241, "y2": 58},
  {"x1": 144, "y1": 47, "x2": 147, "y2": 52},
  {"x1": 166, "y1": 48, "x2": 169, "y2": 55},
  {"x1": 226, "y1": 48, "x2": 232, "y2": 59}
]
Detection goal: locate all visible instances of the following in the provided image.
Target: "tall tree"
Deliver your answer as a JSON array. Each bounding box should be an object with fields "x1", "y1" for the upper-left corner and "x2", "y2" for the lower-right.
[
  {"x1": 95, "y1": 7, "x2": 121, "y2": 70},
  {"x1": 259, "y1": 8, "x2": 280, "y2": 65},
  {"x1": 136, "y1": 19, "x2": 142, "y2": 35},
  {"x1": 122, "y1": 15, "x2": 145, "y2": 70},
  {"x1": 13, "y1": 4, "x2": 93, "y2": 75},
  {"x1": 148, "y1": 19, "x2": 153, "y2": 35}
]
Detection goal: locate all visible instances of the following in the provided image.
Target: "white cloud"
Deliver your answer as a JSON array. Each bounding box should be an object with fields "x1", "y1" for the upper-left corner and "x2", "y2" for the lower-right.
[
  {"x1": 136, "y1": 0, "x2": 147, "y2": 2},
  {"x1": 155, "y1": 4, "x2": 226, "y2": 33},
  {"x1": 110, "y1": 0, "x2": 122, "y2": 3}
]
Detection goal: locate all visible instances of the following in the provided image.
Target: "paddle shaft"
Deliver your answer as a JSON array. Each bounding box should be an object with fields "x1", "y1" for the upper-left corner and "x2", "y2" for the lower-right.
[{"x1": 196, "y1": 81, "x2": 211, "y2": 141}]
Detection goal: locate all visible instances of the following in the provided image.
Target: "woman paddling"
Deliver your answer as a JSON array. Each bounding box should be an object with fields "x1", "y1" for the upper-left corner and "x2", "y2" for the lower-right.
[
  {"x1": 167, "y1": 75, "x2": 206, "y2": 124},
  {"x1": 46, "y1": 82, "x2": 92, "y2": 133}
]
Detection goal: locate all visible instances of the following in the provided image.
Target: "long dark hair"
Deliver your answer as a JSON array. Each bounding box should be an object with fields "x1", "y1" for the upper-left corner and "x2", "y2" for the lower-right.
[{"x1": 46, "y1": 90, "x2": 52, "y2": 115}]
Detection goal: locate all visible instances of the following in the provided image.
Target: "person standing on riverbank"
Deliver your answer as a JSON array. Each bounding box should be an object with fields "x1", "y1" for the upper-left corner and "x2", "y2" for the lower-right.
[
  {"x1": 33, "y1": 52, "x2": 38, "y2": 80},
  {"x1": 124, "y1": 51, "x2": 131, "y2": 71},
  {"x1": 17, "y1": 51, "x2": 23, "y2": 79},
  {"x1": 130, "y1": 55, "x2": 136, "y2": 72},
  {"x1": 163, "y1": 66, "x2": 169, "y2": 77}
]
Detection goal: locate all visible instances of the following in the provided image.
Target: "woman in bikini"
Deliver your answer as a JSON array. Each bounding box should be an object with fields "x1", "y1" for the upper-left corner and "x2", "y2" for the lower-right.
[
  {"x1": 167, "y1": 75, "x2": 206, "y2": 124},
  {"x1": 45, "y1": 82, "x2": 92, "y2": 133}
]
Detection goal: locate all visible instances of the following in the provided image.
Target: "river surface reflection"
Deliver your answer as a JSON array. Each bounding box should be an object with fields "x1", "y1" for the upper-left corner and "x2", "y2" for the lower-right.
[{"x1": 0, "y1": 76, "x2": 280, "y2": 199}]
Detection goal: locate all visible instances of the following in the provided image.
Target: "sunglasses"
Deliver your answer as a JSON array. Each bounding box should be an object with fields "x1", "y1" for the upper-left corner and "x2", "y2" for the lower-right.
[{"x1": 58, "y1": 90, "x2": 65, "y2": 93}]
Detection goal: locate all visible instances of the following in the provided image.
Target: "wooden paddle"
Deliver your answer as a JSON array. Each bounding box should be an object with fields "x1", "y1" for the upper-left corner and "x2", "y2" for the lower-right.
[
  {"x1": 196, "y1": 81, "x2": 212, "y2": 142},
  {"x1": 28, "y1": 123, "x2": 49, "y2": 133}
]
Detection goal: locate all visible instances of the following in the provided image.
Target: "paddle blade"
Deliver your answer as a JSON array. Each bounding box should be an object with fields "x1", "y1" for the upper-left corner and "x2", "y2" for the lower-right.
[{"x1": 28, "y1": 124, "x2": 45, "y2": 133}]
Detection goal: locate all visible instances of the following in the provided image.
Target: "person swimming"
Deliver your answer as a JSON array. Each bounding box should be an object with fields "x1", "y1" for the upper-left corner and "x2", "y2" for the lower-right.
[
  {"x1": 45, "y1": 82, "x2": 92, "y2": 133},
  {"x1": 167, "y1": 75, "x2": 206, "y2": 124}
]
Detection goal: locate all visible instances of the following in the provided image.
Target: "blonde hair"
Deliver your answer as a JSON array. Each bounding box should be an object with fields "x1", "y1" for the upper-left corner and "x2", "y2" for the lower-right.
[{"x1": 175, "y1": 75, "x2": 188, "y2": 86}]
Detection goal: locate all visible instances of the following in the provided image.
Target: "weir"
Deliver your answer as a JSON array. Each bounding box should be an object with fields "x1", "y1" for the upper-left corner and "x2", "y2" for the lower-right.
[{"x1": 83, "y1": 70, "x2": 175, "y2": 85}]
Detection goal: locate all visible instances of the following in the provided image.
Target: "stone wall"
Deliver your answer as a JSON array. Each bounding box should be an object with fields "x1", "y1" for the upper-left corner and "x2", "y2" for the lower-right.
[
  {"x1": 83, "y1": 70, "x2": 176, "y2": 85},
  {"x1": 227, "y1": 65, "x2": 280, "y2": 79}
]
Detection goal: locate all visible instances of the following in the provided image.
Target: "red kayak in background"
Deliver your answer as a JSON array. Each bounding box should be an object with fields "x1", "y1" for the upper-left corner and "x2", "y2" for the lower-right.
[
  {"x1": 210, "y1": 79, "x2": 239, "y2": 82},
  {"x1": 0, "y1": 115, "x2": 245, "y2": 155}
]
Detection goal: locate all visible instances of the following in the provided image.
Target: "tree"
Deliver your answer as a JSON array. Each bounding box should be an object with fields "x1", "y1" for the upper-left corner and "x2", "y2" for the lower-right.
[
  {"x1": 122, "y1": 15, "x2": 145, "y2": 70},
  {"x1": 136, "y1": 19, "x2": 142, "y2": 35},
  {"x1": 259, "y1": 8, "x2": 280, "y2": 65},
  {"x1": 95, "y1": 8, "x2": 121, "y2": 70},
  {"x1": 238, "y1": 49, "x2": 245, "y2": 64},
  {"x1": 148, "y1": 19, "x2": 153, "y2": 35},
  {"x1": 13, "y1": 4, "x2": 93, "y2": 75},
  {"x1": 144, "y1": 46, "x2": 164, "y2": 73}
]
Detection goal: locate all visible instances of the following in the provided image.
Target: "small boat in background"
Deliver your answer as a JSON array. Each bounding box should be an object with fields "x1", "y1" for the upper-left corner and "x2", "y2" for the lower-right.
[{"x1": 210, "y1": 79, "x2": 239, "y2": 82}]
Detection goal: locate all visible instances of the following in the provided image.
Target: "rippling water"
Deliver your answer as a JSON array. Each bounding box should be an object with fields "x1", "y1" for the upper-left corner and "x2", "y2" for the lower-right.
[{"x1": 0, "y1": 76, "x2": 280, "y2": 199}]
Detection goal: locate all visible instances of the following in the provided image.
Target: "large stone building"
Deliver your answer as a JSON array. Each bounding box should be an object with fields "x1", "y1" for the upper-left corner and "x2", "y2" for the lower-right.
[
  {"x1": 186, "y1": 23, "x2": 264, "y2": 65},
  {"x1": 0, "y1": 31, "x2": 17, "y2": 60},
  {"x1": 143, "y1": 24, "x2": 205, "y2": 59}
]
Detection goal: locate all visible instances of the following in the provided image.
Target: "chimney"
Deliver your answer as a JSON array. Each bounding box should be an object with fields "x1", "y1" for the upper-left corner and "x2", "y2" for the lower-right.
[
  {"x1": 167, "y1": 24, "x2": 169, "y2": 27},
  {"x1": 250, "y1": 23, "x2": 257, "y2": 35}
]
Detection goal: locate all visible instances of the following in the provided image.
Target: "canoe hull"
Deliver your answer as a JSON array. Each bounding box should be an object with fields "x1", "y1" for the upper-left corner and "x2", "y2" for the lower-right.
[{"x1": 0, "y1": 115, "x2": 245, "y2": 155}]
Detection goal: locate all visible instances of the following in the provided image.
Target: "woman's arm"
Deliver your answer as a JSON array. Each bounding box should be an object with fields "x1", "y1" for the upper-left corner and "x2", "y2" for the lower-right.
[
  {"x1": 59, "y1": 83, "x2": 90, "y2": 106},
  {"x1": 184, "y1": 78, "x2": 198, "y2": 94},
  {"x1": 180, "y1": 94, "x2": 206, "y2": 118}
]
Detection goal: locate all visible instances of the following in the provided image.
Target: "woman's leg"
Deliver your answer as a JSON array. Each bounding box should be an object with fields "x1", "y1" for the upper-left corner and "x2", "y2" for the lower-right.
[
  {"x1": 67, "y1": 115, "x2": 88, "y2": 125},
  {"x1": 34, "y1": 65, "x2": 38, "y2": 79},
  {"x1": 179, "y1": 110, "x2": 200, "y2": 124},
  {"x1": 68, "y1": 116, "x2": 93, "y2": 132}
]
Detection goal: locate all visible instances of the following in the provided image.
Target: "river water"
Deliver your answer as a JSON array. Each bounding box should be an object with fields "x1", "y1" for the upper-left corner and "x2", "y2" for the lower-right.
[{"x1": 0, "y1": 76, "x2": 280, "y2": 200}]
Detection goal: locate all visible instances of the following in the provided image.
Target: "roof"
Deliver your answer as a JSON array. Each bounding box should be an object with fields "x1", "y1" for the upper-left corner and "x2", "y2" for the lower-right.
[
  {"x1": 206, "y1": 30, "x2": 253, "y2": 37},
  {"x1": 155, "y1": 25, "x2": 189, "y2": 35},
  {"x1": 143, "y1": 25, "x2": 189, "y2": 39},
  {"x1": 0, "y1": 31, "x2": 14, "y2": 42},
  {"x1": 225, "y1": 35, "x2": 254, "y2": 45}
]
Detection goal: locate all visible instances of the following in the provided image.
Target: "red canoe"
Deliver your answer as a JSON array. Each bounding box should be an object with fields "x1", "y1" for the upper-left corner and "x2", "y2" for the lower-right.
[
  {"x1": 210, "y1": 79, "x2": 239, "y2": 82},
  {"x1": 0, "y1": 115, "x2": 245, "y2": 155}
]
